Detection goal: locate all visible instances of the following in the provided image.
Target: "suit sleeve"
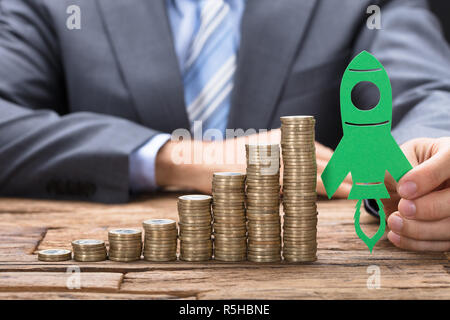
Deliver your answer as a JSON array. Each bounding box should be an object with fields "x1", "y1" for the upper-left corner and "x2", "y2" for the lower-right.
[
  {"x1": 0, "y1": 0, "x2": 158, "y2": 203},
  {"x1": 320, "y1": 138, "x2": 351, "y2": 199},
  {"x1": 352, "y1": 0, "x2": 450, "y2": 144}
]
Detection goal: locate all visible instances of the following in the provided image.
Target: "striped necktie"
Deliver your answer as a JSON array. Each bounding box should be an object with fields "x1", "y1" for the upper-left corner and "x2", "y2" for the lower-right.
[{"x1": 183, "y1": 0, "x2": 236, "y2": 135}]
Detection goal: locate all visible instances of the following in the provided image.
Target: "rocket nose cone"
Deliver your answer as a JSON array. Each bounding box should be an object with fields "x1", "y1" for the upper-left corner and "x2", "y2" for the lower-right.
[{"x1": 348, "y1": 51, "x2": 383, "y2": 71}]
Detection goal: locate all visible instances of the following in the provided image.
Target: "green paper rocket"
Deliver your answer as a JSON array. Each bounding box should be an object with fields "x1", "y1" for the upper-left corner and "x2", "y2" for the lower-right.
[{"x1": 321, "y1": 51, "x2": 412, "y2": 252}]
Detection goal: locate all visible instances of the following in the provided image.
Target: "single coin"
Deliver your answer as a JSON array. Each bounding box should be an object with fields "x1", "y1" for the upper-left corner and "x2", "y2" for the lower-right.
[
  {"x1": 72, "y1": 239, "x2": 105, "y2": 247},
  {"x1": 38, "y1": 249, "x2": 72, "y2": 261},
  {"x1": 143, "y1": 219, "x2": 177, "y2": 229},
  {"x1": 109, "y1": 228, "x2": 141, "y2": 236},
  {"x1": 179, "y1": 194, "x2": 212, "y2": 202}
]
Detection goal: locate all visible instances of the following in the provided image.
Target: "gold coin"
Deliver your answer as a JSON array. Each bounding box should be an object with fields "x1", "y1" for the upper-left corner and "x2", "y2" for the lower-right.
[
  {"x1": 180, "y1": 248, "x2": 213, "y2": 254},
  {"x1": 108, "y1": 239, "x2": 141, "y2": 245},
  {"x1": 213, "y1": 226, "x2": 247, "y2": 232},
  {"x1": 108, "y1": 228, "x2": 141, "y2": 237},
  {"x1": 108, "y1": 256, "x2": 140, "y2": 262},
  {"x1": 214, "y1": 255, "x2": 246, "y2": 262},
  {"x1": 247, "y1": 188, "x2": 280, "y2": 193},
  {"x1": 73, "y1": 255, "x2": 107, "y2": 262},
  {"x1": 248, "y1": 238, "x2": 281, "y2": 244},
  {"x1": 72, "y1": 239, "x2": 105, "y2": 248},
  {"x1": 213, "y1": 224, "x2": 247, "y2": 229},
  {"x1": 179, "y1": 217, "x2": 212, "y2": 224},
  {"x1": 214, "y1": 250, "x2": 247, "y2": 255},
  {"x1": 144, "y1": 246, "x2": 177, "y2": 252},
  {"x1": 38, "y1": 249, "x2": 72, "y2": 261},
  {"x1": 283, "y1": 256, "x2": 317, "y2": 263},
  {"x1": 144, "y1": 240, "x2": 177, "y2": 245},
  {"x1": 179, "y1": 194, "x2": 212, "y2": 201},
  {"x1": 179, "y1": 256, "x2": 211, "y2": 262},
  {"x1": 248, "y1": 232, "x2": 281, "y2": 238},
  {"x1": 143, "y1": 219, "x2": 177, "y2": 229},
  {"x1": 144, "y1": 234, "x2": 178, "y2": 241},
  {"x1": 283, "y1": 237, "x2": 317, "y2": 243},
  {"x1": 144, "y1": 256, "x2": 177, "y2": 262},
  {"x1": 213, "y1": 172, "x2": 246, "y2": 178},
  {"x1": 213, "y1": 213, "x2": 246, "y2": 219},
  {"x1": 213, "y1": 216, "x2": 246, "y2": 222},
  {"x1": 212, "y1": 202, "x2": 245, "y2": 208},
  {"x1": 247, "y1": 255, "x2": 281, "y2": 263},
  {"x1": 214, "y1": 239, "x2": 247, "y2": 245},
  {"x1": 109, "y1": 253, "x2": 142, "y2": 259}
]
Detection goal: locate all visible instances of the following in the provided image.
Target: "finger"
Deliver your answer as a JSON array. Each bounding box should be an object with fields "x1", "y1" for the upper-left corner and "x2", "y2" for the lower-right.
[
  {"x1": 334, "y1": 183, "x2": 351, "y2": 198},
  {"x1": 317, "y1": 158, "x2": 353, "y2": 186},
  {"x1": 388, "y1": 212, "x2": 450, "y2": 241},
  {"x1": 397, "y1": 149, "x2": 450, "y2": 199},
  {"x1": 382, "y1": 194, "x2": 401, "y2": 217},
  {"x1": 316, "y1": 176, "x2": 351, "y2": 198},
  {"x1": 343, "y1": 173, "x2": 353, "y2": 185},
  {"x1": 399, "y1": 139, "x2": 420, "y2": 168},
  {"x1": 384, "y1": 171, "x2": 397, "y2": 193},
  {"x1": 315, "y1": 142, "x2": 333, "y2": 161},
  {"x1": 317, "y1": 158, "x2": 327, "y2": 174},
  {"x1": 387, "y1": 231, "x2": 450, "y2": 252},
  {"x1": 398, "y1": 188, "x2": 450, "y2": 221}
]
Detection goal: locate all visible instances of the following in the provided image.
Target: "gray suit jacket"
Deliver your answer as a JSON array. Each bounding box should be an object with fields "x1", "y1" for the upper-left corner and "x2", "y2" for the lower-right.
[{"x1": 0, "y1": 0, "x2": 449, "y2": 203}]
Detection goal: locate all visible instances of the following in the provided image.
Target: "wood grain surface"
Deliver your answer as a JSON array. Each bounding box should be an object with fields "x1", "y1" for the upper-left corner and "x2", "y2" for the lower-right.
[{"x1": 0, "y1": 194, "x2": 448, "y2": 300}]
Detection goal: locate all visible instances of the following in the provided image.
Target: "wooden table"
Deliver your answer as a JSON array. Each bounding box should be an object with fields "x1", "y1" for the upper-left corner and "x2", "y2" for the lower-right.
[{"x1": 0, "y1": 194, "x2": 448, "y2": 300}]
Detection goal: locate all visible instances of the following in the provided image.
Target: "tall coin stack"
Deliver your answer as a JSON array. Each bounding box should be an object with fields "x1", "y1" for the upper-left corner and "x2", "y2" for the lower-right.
[
  {"x1": 245, "y1": 144, "x2": 282, "y2": 263},
  {"x1": 108, "y1": 229, "x2": 142, "y2": 262},
  {"x1": 280, "y1": 115, "x2": 318, "y2": 262},
  {"x1": 178, "y1": 195, "x2": 213, "y2": 261},
  {"x1": 143, "y1": 219, "x2": 178, "y2": 261},
  {"x1": 72, "y1": 239, "x2": 107, "y2": 262},
  {"x1": 212, "y1": 172, "x2": 247, "y2": 262}
]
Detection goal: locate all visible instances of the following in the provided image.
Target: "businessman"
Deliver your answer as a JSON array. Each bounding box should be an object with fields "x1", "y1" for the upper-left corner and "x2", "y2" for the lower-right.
[{"x1": 0, "y1": 0, "x2": 449, "y2": 251}]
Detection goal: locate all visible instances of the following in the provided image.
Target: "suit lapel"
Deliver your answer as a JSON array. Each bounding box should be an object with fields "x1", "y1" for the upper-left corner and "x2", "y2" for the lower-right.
[
  {"x1": 229, "y1": 0, "x2": 318, "y2": 130},
  {"x1": 96, "y1": 0, "x2": 188, "y2": 132}
]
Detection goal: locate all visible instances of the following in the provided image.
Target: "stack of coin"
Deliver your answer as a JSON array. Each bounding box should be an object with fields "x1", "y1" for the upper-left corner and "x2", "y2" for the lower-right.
[
  {"x1": 212, "y1": 172, "x2": 247, "y2": 262},
  {"x1": 108, "y1": 229, "x2": 142, "y2": 262},
  {"x1": 178, "y1": 195, "x2": 213, "y2": 261},
  {"x1": 38, "y1": 249, "x2": 72, "y2": 262},
  {"x1": 280, "y1": 115, "x2": 318, "y2": 262},
  {"x1": 72, "y1": 239, "x2": 107, "y2": 262},
  {"x1": 143, "y1": 219, "x2": 178, "y2": 261},
  {"x1": 245, "y1": 144, "x2": 282, "y2": 263}
]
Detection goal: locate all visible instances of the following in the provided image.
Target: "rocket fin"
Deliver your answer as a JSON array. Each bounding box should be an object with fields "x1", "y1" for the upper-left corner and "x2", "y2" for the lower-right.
[
  {"x1": 321, "y1": 138, "x2": 351, "y2": 199},
  {"x1": 385, "y1": 135, "x2": 413, "y2": 182}
]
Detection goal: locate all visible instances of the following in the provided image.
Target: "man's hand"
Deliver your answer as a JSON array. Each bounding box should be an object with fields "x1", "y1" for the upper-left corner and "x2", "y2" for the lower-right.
[
  {"x1": 384, "y1": 137, "x2": 450, "y2": 252},
  {"x1": 155, "y1": 129, "x2": 351, "y2": 197},
  {"x1": 155, "y1": 129, "x2": 280, "y2": 194}
]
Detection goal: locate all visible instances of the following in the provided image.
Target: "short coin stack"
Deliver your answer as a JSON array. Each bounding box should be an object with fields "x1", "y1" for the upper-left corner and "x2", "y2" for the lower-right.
[
  {"x1": 143, "y1": 219, "x2": 178, "y2": 261},
  {"x1": 72, "y1": 239, "x2": 107, "y2": 262},
  {"x1": 281, "y1": 115, "x2": 318, "y2": 262},
  {"x1": 108, "y1": 229, "x2": 142, "y2": 262},
  {"x1": 178, "y1": 195, "x2": 213, "y2": 261},
  {"x1": 245, "y1": 144, "x2": 282, "y2": 262},
  {"x1": 212, "y1": 172, "x2": 247, "y2": 262},
  {"x1": 38, "y1": 249, "x2": 72, "y2": 262}
]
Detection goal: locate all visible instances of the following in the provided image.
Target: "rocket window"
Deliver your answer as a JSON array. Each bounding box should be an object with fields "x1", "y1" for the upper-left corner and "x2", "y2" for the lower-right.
[{"x1": 351, "y1": 81, "x2": 380, "y2": 111}]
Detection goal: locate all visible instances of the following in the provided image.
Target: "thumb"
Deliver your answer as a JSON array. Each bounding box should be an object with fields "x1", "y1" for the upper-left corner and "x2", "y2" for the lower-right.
[{"x1": 397, "y1": 150, "x2": 450, "y2": 200}]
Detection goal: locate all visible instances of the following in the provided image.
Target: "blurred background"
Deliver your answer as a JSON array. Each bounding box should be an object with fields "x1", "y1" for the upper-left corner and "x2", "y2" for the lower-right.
[{"x1": 429, "y1": 0, "x2": 450, "y2": 43}]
